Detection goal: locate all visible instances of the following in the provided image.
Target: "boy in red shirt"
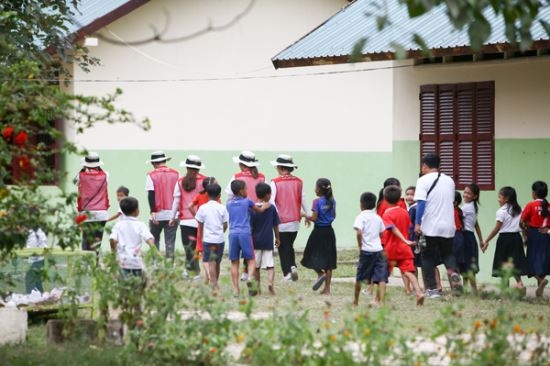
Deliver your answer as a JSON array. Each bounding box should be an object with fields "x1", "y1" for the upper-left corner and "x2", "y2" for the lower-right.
[{"x1": 382, "y1": 186, "x2": 425, "y2": 306}]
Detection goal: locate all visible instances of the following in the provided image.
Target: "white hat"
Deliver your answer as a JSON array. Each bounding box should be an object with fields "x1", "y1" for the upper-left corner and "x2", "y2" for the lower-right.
[
  {"x1": 81, "y1": 152, "x2": 104, "y2": 168},
  {"x1": 180, "y1": 155, "x2": 206, "y2": 170},
  {"x1": 270, "y1": 154, "x2": 298, "y2": 168},
  {"x1": 232, "y1": 151, "x2": 260, "y2": 167},
  {"x1": 146, "y1": 151, "x2": 172, "y2": 164}
]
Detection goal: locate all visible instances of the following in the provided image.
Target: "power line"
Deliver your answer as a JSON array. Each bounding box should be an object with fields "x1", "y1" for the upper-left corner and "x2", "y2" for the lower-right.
[{"x1": 3, "y1": 63, "x2": 414, "y2": 83}]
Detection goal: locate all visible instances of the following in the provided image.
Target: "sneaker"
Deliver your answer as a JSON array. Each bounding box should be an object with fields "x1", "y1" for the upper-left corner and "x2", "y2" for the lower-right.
[
  {"x1": 536, "y1": 279, "x2": 548, "y2": 298},
  {"x1": 450, "y1": 272, "x2": 463, "y2": 294},
  {"x1": 282, "y1": 274, "x2": 293, "y2": 282},
  {"x1": 240, "y1": 272, "x2": 249, "y2": 282},
  {"x1": 192, "y1": 274, "x2": 202, "y2": 282},
  {"x1": 290, "y1": 266, "x2": 298, "y2": 281},
  {"x1": 426, "y1": 289, "x2": 441, "y2": 299},
  {"x1": 312, "y1": 274, "x2": 326, "y2": 291}
]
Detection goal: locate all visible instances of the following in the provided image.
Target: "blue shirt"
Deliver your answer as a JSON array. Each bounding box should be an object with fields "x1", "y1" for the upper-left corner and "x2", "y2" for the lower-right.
[
  {"x1": 226, "y1": 196, "x2": 254, "y2": 235},
  {"x1": 313, "y1": 197, "x2": 336, "y2": 227},
  {"x1": 251, "y1": 205, "x2": 280, "y2": 250}
]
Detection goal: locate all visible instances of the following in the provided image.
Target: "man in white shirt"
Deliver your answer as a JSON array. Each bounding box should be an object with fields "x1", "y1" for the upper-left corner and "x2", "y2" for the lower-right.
[{"x1": 414, "y1": 153, "x2": 462, "y2": 297}]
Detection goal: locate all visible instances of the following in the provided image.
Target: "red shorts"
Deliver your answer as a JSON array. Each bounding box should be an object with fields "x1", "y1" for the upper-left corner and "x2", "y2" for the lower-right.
[{"x1": 388, "y1": 257, "x2": 416, "y2": 274}]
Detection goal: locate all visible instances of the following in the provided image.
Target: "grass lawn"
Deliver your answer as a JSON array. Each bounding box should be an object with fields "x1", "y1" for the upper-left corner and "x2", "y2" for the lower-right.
[{"x1": 1, "y1": 249, "x2": 550, "y2": 364}]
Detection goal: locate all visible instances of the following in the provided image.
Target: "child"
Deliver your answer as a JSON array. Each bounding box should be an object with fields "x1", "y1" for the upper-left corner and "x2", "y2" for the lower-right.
[
  {"x1": 25, "y1": 207, "x2": 47, "y2": 294},
  {"x1": 107, "y1": 186, "x2": 130, "y2": 222},
  {"x1": 251, "y1": 183, "x2": 280, "y2": 295},
  {"x1": 301, "y1": 178, "x2": 337, "y2": 295},
  {"x1": 452, "y1": 191, "x2": 466, "y2": 285},
  {"x1": 521, "y1": 181, "x2": 550, "y2": 297},
  {"x1": 195, "y1": 183, "x2": 229, "y2": 293},
  {"x1": 382, "y1": 186, "x2": 425, "y2": 305},
  {"x1": 109, "y1": 197, "x2": 157, "y2": 277},
  {"x1": 353, "y1": 192, "x2": 387, "y2": 307},
  {"x1": 227, "y1": 179, "x2": 269, "y2": 296},
  {"x1": 482, "y1": 187, "x2": 527, "y2": 293},
  {"x1": 461, "y1": 183, "x2": 483, "y2": 294},
  {"x1": 189, "y1": 177, "x2": 218, "y2": 284}
]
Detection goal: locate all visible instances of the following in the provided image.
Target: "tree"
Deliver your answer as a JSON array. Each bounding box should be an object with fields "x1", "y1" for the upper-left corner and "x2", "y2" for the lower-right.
[
  {"x1": 351, "y1": 0, "x2": 550, "y2": 61},
  {"x1": 0, "y1": 0, "x2": 150, "y2": 256}
]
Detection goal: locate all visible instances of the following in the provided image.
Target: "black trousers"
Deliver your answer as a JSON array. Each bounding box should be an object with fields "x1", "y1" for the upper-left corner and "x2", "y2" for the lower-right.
[
  {"x1": 278, "y1": 231, "x2": 298, "y2": 276},
  {"x1": 421, "y1": 236, "x2": 457, "y2": 290}
]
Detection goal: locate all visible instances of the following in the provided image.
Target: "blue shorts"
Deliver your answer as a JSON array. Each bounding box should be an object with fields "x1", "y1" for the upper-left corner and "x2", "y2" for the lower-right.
[
  {"x1": 203, "y1": 242, "x2": 225, "y2": 264},
  {"x1": 229, "y1": 233, "x2": 255, "y2": 261},
  {"x1": 356, "y1": 251, "x2": 388, "y2": 283}
]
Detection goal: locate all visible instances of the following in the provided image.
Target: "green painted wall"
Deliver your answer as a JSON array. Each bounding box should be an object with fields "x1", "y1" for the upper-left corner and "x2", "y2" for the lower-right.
[
  {"x1": 393, "y1": 138, "x2": 550, "y2": 284},
  {"x1": 64, "y1": 150, "x2": 395, "y2": 253},
  {"x1": 61, "y1": 138, "x2": 549, "y2": 284}
]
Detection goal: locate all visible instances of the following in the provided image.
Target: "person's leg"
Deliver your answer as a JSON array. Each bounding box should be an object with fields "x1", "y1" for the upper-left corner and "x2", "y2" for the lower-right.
[
  {"x1": 163, "y1": 220, "x2": 178, "y2": 261},
  {"x1": 267, "y1": 267, "x2": 275, "y2": 294},
  {"x1": 401, "y1": 270, "x2": 412, "y2": 294},
  {"x1": 353, "y1": 281, "x2": 362, "y2": 306},
  {"x1": 25, "y1": 260, "x2": 44, "y2": 293},
  {"x1": 149, "y1": 220, "x2": 162, "y2": 251},
  {"x1": 437, "y1": 236, "x2": 461, "y2": 286},
  {"x1": 321, "y1": 270, "x2": 332, "y2": 295},
  {"x1": 241, "y1": 259, "x2": 249, "y2": 281},
  {"x1": 278, "y1": 232, "x2": 295, "y2": 277},
  {"x1": 230, "y1": 260, "x2": 240, "y2": 293},
  {"x1": 421, "y1": 236, "x2": 438, "y2": 290},
  {"x1": 434, "y1": 267, "x2": 442, "y2": 292},
  {"x1": 378, "y1": 282, "x2": 387, "y2": 305},
  {"x1": 403, "y1": 271, "x2": 424, "y2": 305},
  {"x1": 180, "y1": 226, "x2": 197, "y2": 273},
  {"x1": 536, "y1": 275, "x2": 548, "y2": 297}
]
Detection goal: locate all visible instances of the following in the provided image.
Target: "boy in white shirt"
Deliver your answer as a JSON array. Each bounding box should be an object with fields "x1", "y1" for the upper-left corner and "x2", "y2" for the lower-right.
[
  {"x1": 353, "y1": 192, "x2": 387, "y2": 307},
  {"x1": 109, "y1": 197, "x2": 156, "y2": 279},
  {"x1": 195, "y1": 183, "x2": 229, "y2": 293}
]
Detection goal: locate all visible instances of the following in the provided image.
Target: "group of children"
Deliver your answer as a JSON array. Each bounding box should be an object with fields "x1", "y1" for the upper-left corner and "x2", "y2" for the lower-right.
[
  {"x1": 352, "y1": 179, "x2": 550, "y2": 307},
  {"x1": 79, "y1": 150, "x2": 550, "y2": 306}
]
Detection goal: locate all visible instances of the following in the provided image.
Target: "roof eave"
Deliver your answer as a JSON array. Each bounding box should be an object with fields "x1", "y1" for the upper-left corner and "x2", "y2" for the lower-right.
[{"x1": 272, "y1": 39, "x2": 550, "y2": 69}]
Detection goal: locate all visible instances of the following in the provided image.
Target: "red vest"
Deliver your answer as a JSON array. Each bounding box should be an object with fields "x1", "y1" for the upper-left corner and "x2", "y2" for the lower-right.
[
  {"x1": 272, "y1": 175, "x2": 303, "y2": 224},
  {"x1": 148, "y1": 166, "x2": 179, "y2": 212},
  {"x1": 178, "y1": 173, "x2": 206, "y2": 220},
  {"x1": 78, "y1": 170, "x2": 109, "y2": 211},
  {"x1": 234, "y1": 171, "x2": 265, "y2": 202}
]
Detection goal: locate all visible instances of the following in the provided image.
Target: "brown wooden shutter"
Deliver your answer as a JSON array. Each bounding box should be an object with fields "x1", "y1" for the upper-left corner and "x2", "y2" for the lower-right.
[{"x1": 419, "y1": 81, "x2": 495, "y2": 190}]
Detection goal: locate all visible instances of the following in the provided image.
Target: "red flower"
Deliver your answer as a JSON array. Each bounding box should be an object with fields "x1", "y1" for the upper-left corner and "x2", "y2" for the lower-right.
[
  {"x1": 75, "y1": 213, "x2": 88, "y2": 225},
  {"x1": 14, "y1": 131, "x2": 28, "y2": 146},
  {"x1": 18, "y1": 155, "x2": 29, "y2": 169},
  {"x1": 2, "y1": 126, "x2": 14, "y2": 140}
]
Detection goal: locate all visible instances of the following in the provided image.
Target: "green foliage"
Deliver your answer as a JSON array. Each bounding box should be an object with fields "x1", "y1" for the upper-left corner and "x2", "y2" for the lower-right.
[{"x1": 0, "y1": 0, "x2": 150, "y2": 256}]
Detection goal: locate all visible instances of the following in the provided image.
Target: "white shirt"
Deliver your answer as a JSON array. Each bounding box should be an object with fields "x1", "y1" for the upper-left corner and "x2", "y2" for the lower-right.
[
  {"x1": 414, "y1": 171, "x2": 456, "y2": 238},
  {"x1": 195, "y1": 200, "x2": 229, "y2": 244},
  {"x1": 171, "y1": 182, "x2": 197, "y2": 227},
  {"x1": 109, "y1": 216, "x2": 154, "y2": 270},
  {"x1": 496, "y1": 204, "x2": 522, "y2": 233},
  {"x1": 353, "y1": 210, "x2": 384, "y2": 252},
  {"x1": 26, "y1": 228, "x2": 47, "y2": 263},
  {"x1": 462, "y1": 201, "x2": 477, "y2": 232}
]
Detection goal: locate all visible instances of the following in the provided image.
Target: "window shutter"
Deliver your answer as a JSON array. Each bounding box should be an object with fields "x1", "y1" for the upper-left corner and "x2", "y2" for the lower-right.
[{"x1": 419, "y1": 81, "x2": 494, "y2": 190}]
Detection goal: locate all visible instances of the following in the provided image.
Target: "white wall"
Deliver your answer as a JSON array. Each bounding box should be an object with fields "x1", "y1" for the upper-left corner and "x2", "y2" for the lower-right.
[
  {"x1": 392, "y1": 56, "x2": 550, "y2": 141},
  {"x1": 69, "y1": 0, "x2": 394, "y2": 152}
]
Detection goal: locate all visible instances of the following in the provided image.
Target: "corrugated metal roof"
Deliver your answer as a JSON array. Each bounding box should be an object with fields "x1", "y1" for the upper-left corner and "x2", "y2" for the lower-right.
[
  {"x1": 272, "y1": 0, "x2": 550, "y2": 67},
  {"x1": 66, "y1": 0, "x2": 133, "y2": 34}
]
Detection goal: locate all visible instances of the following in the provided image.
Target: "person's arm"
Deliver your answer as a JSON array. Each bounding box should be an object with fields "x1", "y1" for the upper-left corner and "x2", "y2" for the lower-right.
[
  {"x1": 355, "y1": 228, "x2": 362, "y2": 251},
  {"x1": 169, "y1": 182, "x2": 181, "y2": 225},
  {"x1": 390, "y1": 226, "x2": 414, "y2": 246},
  {"x1": 223, "y1": 222, "x2": 228, "y2": 233},
  {"x1": 414, "y1": 200, "x2": 426, "y2": 234},
  {"x1": 197, "y1": 222, "x2": 204, "y2": 246},
  {"x1": 274, "y1": 225, "x2": 280, "y2": 247},
  {"x1": 474, "y1": 221, "x2": 484, "y2": 246},
  {"x1": 109, "y1": 238, "x2": 117, "y2": 253},
  {"x1": 481, "y1": 221, "x2": 502, "y2": 253},
  {"x1": 106, "y1": 212, "x2": 121, "y2": 222}
]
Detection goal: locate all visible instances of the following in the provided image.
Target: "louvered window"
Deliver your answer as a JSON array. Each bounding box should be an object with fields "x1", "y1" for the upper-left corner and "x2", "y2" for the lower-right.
[{"x1": 419, "y1": 81, "x2": 495, "y2": 190}]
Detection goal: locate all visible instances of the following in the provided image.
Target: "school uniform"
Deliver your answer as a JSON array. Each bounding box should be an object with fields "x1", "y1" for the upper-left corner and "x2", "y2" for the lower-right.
[
  {"x1": 461, "y1": 202, "x2": 480, "y2": 274},
  {"x1": 521, "y1": 199, "x2": 550, "y2": 277},
  {"x1": 301, "y1": 197, "x2": 337, "y2": 271},
  {"x1": 353, "y1": 209, "x2": 387, "y2": 284},
  {"x1": 492, "y1": 204, "x2": 527, "y2": 277}
]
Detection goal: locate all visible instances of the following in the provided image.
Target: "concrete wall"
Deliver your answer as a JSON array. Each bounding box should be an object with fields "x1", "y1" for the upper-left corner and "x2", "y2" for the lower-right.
[{"x1": 0, "y1": 308, "x2": 27, "y2": 345}]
